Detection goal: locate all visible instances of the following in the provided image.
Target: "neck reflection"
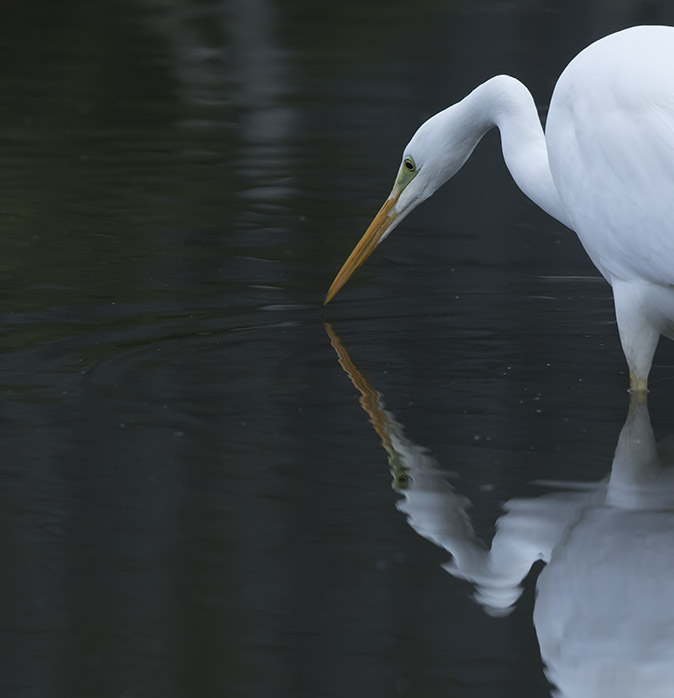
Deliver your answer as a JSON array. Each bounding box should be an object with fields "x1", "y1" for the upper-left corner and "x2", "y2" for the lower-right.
[{"x1": 326, "y1": 322, "x2": 674, "y2": 698}]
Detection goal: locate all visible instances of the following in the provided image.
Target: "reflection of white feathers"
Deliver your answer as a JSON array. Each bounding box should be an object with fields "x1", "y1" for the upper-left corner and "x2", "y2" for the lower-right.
[
  {"x1": 392, "y1": 403, "x2": 674, "y2": 698},
  {"x1": 537, "y1": 508, "x2": 674, "y2": 698},
  {"x1": 388, "y1": 428, "x2": 486, "y2": 581},
  {"x1": 328, "y1": 322, "x2": 674, "y2": 697},
  {"x1": 389, "y1": 413, "x2": 604, "y2": 616},
  {"x1": 535, "y1": 407, "x2": 674, "y2": 698}
]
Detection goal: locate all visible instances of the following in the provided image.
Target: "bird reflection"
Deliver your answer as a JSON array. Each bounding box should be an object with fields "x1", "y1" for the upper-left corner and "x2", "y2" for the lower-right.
[{"x1": 326, "y1": 323, "x2": 674, "y2": 698}]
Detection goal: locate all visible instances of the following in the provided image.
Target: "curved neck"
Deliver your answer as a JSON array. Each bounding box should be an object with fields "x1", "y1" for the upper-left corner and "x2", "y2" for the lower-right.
[{"x1": 459, "y1": 75, "x2": 572, "y2": 229}]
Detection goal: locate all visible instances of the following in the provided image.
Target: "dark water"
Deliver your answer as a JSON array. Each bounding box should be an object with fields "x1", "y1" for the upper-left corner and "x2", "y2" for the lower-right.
[{"x1": 2, "y1": 2, "x2": 674, "y2": 697}]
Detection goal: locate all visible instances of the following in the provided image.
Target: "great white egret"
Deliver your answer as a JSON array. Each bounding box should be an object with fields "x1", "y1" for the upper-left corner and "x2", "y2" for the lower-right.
[{"x1": 324, "y1": 25, "x2": 674, "y2": 393}]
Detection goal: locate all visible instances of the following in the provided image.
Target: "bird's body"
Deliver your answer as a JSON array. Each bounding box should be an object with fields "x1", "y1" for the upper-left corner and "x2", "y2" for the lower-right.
[
  {"x1": 325, "y1": 25, "x2": 674, "y2": 392},
  {"x1": 549, "y1": 26, "x2": 674, "y2": 284},
  {"x1": 548, "y1": 27, "x2": 674, "y2": 387}
]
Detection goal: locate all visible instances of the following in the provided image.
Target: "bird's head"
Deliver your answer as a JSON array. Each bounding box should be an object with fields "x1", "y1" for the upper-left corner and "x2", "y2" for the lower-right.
[{"x1": 324, "y1": 104, "x2": 475, "y2": 305}]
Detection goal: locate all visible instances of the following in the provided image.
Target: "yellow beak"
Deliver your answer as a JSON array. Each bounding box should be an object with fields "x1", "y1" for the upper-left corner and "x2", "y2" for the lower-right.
[{"x1": 323, "y1": 191, "x2": 401, "y2": 305}]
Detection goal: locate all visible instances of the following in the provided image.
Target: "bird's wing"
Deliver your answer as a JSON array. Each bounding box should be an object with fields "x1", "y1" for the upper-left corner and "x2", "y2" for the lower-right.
[{"x1": 547, "y1": 29, "x2": 674, "y2": 286}]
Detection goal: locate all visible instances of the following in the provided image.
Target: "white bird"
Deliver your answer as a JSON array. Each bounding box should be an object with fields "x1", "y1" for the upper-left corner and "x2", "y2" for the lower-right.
[{"x1": 324, "y1": 25, "x2": 674, "y2": 393}]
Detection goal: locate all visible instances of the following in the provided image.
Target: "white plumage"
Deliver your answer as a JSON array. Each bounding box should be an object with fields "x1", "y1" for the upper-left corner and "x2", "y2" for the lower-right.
[{"x1": 325, "y1": 26, "x2": 674, "y2": 392}]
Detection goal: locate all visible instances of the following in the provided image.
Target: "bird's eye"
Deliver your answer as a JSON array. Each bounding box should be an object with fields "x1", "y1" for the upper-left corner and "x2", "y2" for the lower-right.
[{"x1": 404, "y1": 158, "x2": 415, "y2": 171}]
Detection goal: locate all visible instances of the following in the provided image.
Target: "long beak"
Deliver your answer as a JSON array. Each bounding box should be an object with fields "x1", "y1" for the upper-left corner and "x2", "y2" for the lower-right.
[{"x1": 324, "y1": 190, "x2": 401, "y2": 306}]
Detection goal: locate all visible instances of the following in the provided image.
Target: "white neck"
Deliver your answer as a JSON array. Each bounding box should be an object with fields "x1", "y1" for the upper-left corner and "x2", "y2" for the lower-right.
[{"x1": 459, "y1": 75, "x2": 572, "y2": 230}]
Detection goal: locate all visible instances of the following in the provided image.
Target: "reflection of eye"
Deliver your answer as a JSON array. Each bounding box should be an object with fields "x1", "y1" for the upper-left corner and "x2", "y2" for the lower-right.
[
  {"x1": 404, "y1": 158, "x2": 415, "y2": 172},
  {"x1": 395, "y1": 473, "x2": 411, "y2": 490}
]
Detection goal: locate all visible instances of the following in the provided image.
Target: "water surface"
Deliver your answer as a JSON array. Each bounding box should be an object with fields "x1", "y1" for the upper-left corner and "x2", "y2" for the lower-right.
[{"x1": 2, "y1": 1, "x2": 674, "y2": 697}]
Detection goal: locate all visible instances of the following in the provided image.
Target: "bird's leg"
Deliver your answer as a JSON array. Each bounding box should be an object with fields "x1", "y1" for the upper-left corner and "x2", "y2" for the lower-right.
[
  {"x1": 629, "y1": 374, "x2": 648, "y2": 410},
  {"x1": 629, "y1": 372, "x2": 648, "y2": 394},
  {"x1": 613, "y1": 281, "x2": 659, "y2": 396}
]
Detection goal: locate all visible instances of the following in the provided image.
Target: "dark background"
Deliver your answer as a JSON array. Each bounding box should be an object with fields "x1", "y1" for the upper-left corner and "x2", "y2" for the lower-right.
[{"x1": 1, "y1": 1, "x2": 674, "y2": 697}]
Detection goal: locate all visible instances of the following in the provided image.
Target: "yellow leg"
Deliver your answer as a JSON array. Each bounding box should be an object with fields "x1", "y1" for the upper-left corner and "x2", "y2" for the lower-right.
[{"x1": 629, "y1": 372, "x2": 648, "y2": 408}]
